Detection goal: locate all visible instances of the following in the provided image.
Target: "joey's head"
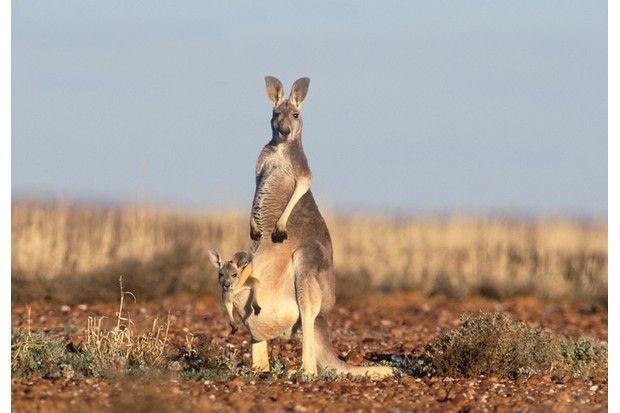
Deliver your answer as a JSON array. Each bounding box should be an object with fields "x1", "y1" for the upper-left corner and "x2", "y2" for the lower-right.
[
  {"x1": 207, "y1": 250, "x2": 253, "y2": 291},
  {"x1": 264, "y1": 76, "x2": 310, "y2": 142}
]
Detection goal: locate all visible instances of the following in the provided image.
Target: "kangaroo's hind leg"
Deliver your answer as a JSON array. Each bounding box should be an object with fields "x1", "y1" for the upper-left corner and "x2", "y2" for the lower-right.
[{"x1": 292, "y1": 242, "x2": 330, "y2": 375}]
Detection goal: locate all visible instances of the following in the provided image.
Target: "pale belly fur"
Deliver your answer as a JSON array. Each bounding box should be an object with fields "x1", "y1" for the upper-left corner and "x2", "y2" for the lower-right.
[
  {"x1": 240, "y1": 157, "x2": 303, "y2": 341},
  {"x1": 233, "y1": 242, "x2": 299, "y2": 341}
]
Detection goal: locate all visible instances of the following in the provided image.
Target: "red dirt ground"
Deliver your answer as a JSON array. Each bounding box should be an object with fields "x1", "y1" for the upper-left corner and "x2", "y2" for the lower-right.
[{"x1": 11, "y1": 293, "x2": 608, "y2": 412}]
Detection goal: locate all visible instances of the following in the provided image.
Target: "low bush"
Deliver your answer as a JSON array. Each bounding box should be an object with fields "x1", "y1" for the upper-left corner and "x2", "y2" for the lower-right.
[
  {"x1": 12, "y1": 278, "x2": 171, "y2": 380},
  {"x1": 11, "y1": 330, "x2": 97, "y2": 379},
  {"x1": 407, "y1": 312, "x2": 607, "y2": 379}
]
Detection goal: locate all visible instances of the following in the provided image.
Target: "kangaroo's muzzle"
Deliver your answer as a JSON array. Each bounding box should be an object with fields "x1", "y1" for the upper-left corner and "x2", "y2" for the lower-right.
[{"x1": 277, "y1": 126, "x2": 291, "y2": 135}]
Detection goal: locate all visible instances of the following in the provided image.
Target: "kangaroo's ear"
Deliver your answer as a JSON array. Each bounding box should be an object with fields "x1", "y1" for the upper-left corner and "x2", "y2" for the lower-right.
[
  {"x1": 290, "y1": 77, "x2": 310, "y2": 108},
  {"x1": 232, "y1": 251, "x2": 253, "y2": 269},
  {"x1": 265, "y1": 76, "x2": 285, "y2": 106},
  {"x1": 207, "y1": 250, "x2": 222, "y2": 270}
]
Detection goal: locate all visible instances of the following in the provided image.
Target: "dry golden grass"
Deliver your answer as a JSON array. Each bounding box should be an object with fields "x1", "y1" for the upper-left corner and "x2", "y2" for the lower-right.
[
  {"x1": 12, "y1": 276, "x2": 171, "y2": 379},
  {"x1": 12, "y1": 201, "x2": 607, "y2": 303}
]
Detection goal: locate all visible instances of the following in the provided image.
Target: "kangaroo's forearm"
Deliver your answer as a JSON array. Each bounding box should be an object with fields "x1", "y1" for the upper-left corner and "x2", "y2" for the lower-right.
[
  {"x1": 245, "y1": 276, "x2": 260, "y2": 289},
  {"x1": 277, "y1": 175, "x2": 311, "y2": 228},
  {"x1": 247, "y1": 277, "x2": 260, "y2": 298},
  {"x1": 246, "y1": 277, "x2": 262, "y2": 314}
]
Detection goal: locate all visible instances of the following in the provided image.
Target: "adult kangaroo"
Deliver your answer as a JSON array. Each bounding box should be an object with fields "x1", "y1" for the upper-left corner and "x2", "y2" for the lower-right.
[{"x1": 233, "y1": 76, "x2": 392, "y2": 377}]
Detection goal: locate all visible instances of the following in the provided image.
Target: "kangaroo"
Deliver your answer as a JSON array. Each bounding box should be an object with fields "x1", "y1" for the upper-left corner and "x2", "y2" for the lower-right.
[
  {"x1": 234, "y1": 76, "x2": 393, "y2": 378},
  {"x1": 207, "y1": 250, "x2": 261, "y2": 334}
]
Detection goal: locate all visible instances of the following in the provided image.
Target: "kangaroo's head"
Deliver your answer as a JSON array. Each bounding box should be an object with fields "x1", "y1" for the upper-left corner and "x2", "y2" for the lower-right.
[
  {"x1": 207, "y1": 250, "x2": 253, "y2": 291},
  {"x1": 264, "y1": 76, "x2": 310, "y2": 142}
]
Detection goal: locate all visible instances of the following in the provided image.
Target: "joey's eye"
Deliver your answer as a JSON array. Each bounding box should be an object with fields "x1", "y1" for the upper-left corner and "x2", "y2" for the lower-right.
[
  {"x1": 292, "y1": 113, "x2": 299, "y2": 119},
  {"x1": 232, "y1": 273, "x2": 238, "y2": 278}
]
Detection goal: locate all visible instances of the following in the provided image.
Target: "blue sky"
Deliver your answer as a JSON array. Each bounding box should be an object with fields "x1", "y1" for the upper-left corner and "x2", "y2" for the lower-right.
[{"x1": 12, "y1": 1, "x2": 607, "y2": 216}]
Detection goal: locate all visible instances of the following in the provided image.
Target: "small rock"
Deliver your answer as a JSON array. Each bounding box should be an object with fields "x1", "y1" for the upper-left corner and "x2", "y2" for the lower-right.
[
  {"x1": 390, "y1": 354, "x2": 404, "y2": 363},
  {"x1": 228, "y1": 377, "x2": 245, "y2": 388},
  {"x1": 495, "y1": 405, "x2": 512, "y2": 413},
  {"x1": 434, "y1": 387, "x2": 448, "y2": 401},
  {"x1": 168, "y1": 361, "x2": 183, "y2": 372},
  {"x1": 61, "y1": 365, "x2": 74, "y2": 380},
  {"x1": 400, "y1": 376, "x2": 416, "y2": 387},
  {"x1": 60, "y1": 305, "x2": 71, "y2": 313},
  {"x1": 451, "y1": 394, "x2": 466, "y2": 404},
  {"x1": 553, "y1": 375, "x2": 568, "y2": 384},
  {"x1": 346, "y1": 351, "x2": 364, "y2": 365},
  {"x1": 557, "y1": 390, "x2": 572, "y2": 402}
]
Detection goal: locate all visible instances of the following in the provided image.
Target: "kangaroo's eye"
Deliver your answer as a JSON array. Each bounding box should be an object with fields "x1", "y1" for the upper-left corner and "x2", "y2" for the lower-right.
[
  {"x1": 273, "y1": 111, "x2": 280, "y2": 117},
  {"x1": 232, "y1": 273, "x2": 238, "y2": 278},
  {"x1": 292, "y1": 113, "x2": 299, "y2": 119}
]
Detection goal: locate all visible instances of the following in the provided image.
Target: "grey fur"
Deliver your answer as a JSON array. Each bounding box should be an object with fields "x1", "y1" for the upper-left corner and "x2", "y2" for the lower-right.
[
  {"x1": 208, "y1": 250, "x2": 261, "y2": 334},
  {"x1": 238, "y1": 76, "x2": 392, "y2": 377}
]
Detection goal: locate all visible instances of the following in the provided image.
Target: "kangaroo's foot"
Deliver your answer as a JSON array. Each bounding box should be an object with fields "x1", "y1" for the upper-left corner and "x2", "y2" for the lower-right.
[{"x1": 251, "y1": 341, "x2": 270, "y2": 372}]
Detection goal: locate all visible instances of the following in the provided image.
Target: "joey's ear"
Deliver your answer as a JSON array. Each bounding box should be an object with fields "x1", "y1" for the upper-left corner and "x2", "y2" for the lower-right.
[
  {"x1": 232, "y1": 251, "x2": 253, "y2": 269},
  {"x1": 207, "y1": 250, "x2": 222, "y2": 270},
  {"x1": 289, "y1": 77, "x2": 310, "y2": 108},
  {"x1": 265, "y1": 76, "x2": 285, "y2": 106}
]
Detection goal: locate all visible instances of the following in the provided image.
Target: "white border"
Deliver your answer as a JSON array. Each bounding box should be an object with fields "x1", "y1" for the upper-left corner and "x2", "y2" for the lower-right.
[
  {"x1": 1, "y1": 0, "x2": 11, "y2": 407},
  {"x1": 608, "y1": 0, "x2": 616, "y2": 408}
]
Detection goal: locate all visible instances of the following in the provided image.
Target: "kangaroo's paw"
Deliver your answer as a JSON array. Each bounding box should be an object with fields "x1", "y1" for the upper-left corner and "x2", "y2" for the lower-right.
[
  {"x1": 250, "y1": 224, "x2": 262, "y2": 241},
  {"x1": 253, "y1": 304, "x2": 262, "y2": 315},
  {"x1": 271, "y1": 227, "x2": 287, "y2": 243}
]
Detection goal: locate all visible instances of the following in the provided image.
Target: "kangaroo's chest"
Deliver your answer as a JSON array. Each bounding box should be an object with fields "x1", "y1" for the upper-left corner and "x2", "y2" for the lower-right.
[{"x1": 252, "y1": 152, "x2": 296, "y2": 232}]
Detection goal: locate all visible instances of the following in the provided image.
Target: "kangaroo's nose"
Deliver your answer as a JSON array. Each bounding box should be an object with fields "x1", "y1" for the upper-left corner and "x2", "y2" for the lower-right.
[{"x1": 278, "y1": 126, "x2": 291, "y2": 135}]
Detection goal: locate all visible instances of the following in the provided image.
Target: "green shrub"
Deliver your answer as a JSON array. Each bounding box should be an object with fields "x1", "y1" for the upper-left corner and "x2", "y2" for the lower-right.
[
  {"x1": 560, "y1": 336, "x2": 608, "y2": 378},
  {"x1": 11, "y1": 330, "x2": 98, "y2": 379}
]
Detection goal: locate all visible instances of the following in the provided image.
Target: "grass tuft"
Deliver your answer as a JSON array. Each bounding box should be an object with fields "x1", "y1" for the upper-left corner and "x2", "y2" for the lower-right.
[
  {"x1": 12, "y1": 277, "x2": 171, "y2": 379},
  {"x1": 176, "y1": 333, "x2": 238, "y2": 381}
]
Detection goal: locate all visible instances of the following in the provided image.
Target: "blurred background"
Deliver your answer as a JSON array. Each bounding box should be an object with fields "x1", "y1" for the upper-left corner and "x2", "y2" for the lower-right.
[{"x1": 11, "y1": 1, "x2": 607, "y2": 304}]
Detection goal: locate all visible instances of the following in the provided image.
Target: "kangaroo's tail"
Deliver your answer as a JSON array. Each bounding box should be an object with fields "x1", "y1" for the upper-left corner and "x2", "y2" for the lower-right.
[{"x1": 314, "y1": 315, "x2": 394, "y2": 378}]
